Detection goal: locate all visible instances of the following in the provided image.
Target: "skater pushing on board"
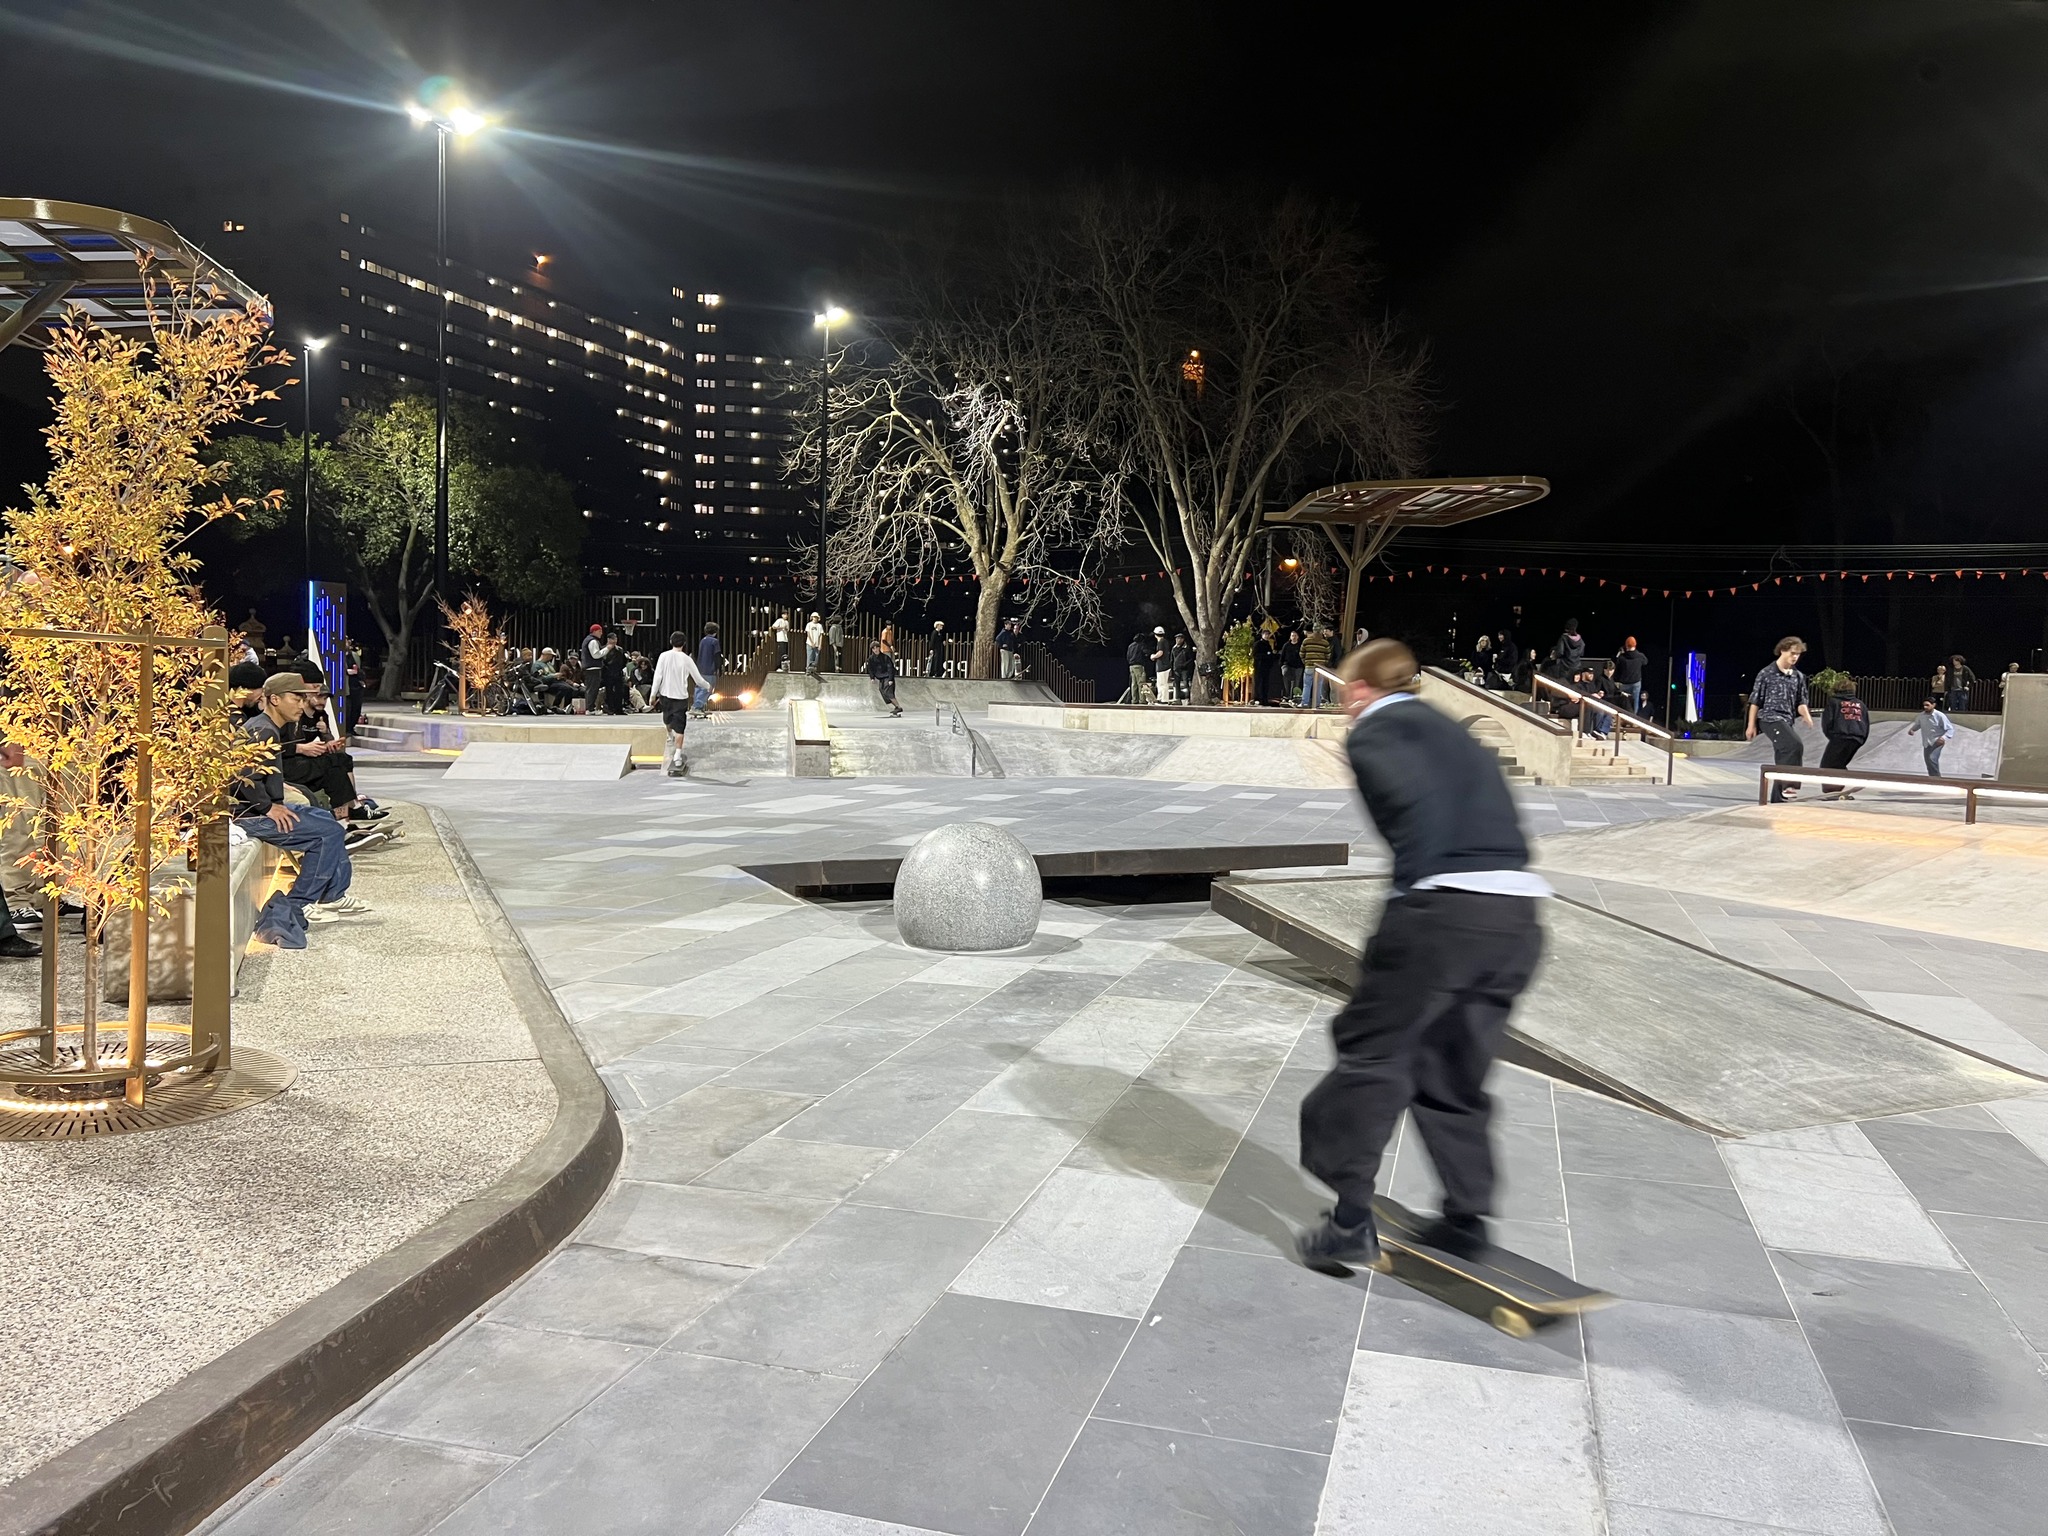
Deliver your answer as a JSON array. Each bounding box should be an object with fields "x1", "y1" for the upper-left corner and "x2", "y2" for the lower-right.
[{"x1": 1296, "y1": 639, "x2": 1609, "y2": 1333}]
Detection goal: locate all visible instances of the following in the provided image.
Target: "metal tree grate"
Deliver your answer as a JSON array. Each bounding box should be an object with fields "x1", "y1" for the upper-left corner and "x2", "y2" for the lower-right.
[{"x1": 0, "y1": 1043, "x2": 295, "y2": 1140}]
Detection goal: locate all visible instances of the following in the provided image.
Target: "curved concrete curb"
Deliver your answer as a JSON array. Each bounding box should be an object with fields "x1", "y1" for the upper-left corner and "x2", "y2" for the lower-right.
[{"x1": 0, "y1": 809, "x2": 621, "y2": 1536}]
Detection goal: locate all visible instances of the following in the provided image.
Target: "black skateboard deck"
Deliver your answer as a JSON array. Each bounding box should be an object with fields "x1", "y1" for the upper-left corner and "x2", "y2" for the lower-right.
[{"x1": 1370, "y1": 1196, "x2": 1615, "y2": 1338}]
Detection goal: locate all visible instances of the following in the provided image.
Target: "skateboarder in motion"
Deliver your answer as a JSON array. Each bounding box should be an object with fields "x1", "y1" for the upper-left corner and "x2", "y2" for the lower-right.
[{"x1": 1297, "y1": 638, "x2": 1549, "y2": 1271}]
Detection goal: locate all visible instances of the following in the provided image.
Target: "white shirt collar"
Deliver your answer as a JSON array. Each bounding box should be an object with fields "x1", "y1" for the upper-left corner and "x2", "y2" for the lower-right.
[{"x1": 1359, "y1": 691, "x2": 1421, "y2": 719}]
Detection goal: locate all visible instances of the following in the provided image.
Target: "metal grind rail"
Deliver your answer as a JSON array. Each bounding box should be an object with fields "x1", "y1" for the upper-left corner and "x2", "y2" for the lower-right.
[
  {"x1": 935, "y1": 702, "x2": 981, "y2": 776},
  {"x1": 1757, "y1": 764, "x2": 2048, "y2": 823}
]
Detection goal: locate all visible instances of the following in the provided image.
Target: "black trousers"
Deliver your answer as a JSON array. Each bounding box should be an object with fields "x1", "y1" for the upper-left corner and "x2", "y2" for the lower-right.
[
  {"x1": 283, "y1": 748, "x2": 357, "y2": 808},
  {"x1": 1819, "y1": 736, "x2": 1861, "y2": 792},
  {"x1": 1300, "y1": 889, "x2": 1544, "y2": 1222},
  {"x1": 1759, "y1": 716, "x2": 1803, "y2": 801}
]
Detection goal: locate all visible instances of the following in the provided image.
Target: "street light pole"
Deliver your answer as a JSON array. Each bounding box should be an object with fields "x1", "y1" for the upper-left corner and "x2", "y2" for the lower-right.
[
  {"x1": 434, "y1": 121, "x2": 451, "y2": 624},
  {"x1": 301, "y1": 337, "x2": 326, "y2": 589},
  {"x1": 812, "y1": 305, "x2": 849, "y2": 621}
]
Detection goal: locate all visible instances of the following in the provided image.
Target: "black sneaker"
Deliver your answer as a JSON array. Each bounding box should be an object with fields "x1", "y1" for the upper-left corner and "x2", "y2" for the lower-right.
[
  {"x1": 0, "y1": 933, "x2": 40, "y2": 959},
  {"x1": 1296, "y1": 1210, "x2": 1382, "y2": 1275},
  {"x1": 9, "y1": 906, "x2": 39, "y2": 928},
  {"x1": 1414, "y1": 1213, "x2": 1490, "y2": 1261}
]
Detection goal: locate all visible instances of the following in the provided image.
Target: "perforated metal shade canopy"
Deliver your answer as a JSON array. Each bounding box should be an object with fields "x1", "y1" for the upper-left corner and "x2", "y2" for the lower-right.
[
  {"x1": 0, "y1": 198, "x2": 267, "y2": 351},
  {"x1": 1266, "y1": 475, "x2": 1551, "y2": 644}
]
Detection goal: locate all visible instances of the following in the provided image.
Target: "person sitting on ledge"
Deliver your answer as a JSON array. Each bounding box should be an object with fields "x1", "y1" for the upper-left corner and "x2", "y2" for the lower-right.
[{"x1": 233, "y1": 674, "x2": 371, "y2": 948}]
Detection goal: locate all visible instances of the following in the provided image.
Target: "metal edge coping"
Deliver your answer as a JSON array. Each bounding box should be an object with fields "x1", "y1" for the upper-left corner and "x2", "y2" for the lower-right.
[{"x1": 0, "y1": 806, "x2": 621, "y2": 1536}]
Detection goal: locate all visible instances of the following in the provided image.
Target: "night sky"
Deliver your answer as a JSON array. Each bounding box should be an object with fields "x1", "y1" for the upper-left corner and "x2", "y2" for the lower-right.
[{"x1": 5, "y1": 0, "x2": 2048, "y2": 689}]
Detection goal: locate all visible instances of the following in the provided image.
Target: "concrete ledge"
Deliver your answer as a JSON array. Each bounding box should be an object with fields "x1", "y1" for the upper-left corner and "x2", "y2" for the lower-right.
[{"x1": 0, "y1": 811, "x2": 621, "y2": 1536}]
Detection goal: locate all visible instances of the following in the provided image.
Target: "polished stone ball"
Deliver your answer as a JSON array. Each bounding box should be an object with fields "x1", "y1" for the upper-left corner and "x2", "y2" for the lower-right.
[{"x1": 894, "y1": 821, "x2": 1042, "y2": 952}]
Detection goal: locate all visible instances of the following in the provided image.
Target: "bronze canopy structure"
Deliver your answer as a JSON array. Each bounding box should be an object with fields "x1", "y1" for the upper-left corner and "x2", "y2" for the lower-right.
[
  {"x1": 0, "y1": 198, "x2": 266, "y2": 351},
  {"x1": 1266, "y1": 475, "x2": 1552, "y2": 647}
]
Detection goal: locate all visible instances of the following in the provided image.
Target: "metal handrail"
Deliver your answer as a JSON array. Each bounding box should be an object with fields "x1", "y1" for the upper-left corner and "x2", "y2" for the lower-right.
[
  {"x1": 1757, "y1": 763, "x2": 2048, "y2": 824},
  {"x1": 1530, "y1": 673, "x2": 1676, "y2": 785},
  {"x1": 1419, "y1": 666, "x2": 1572, "y2": 735}
]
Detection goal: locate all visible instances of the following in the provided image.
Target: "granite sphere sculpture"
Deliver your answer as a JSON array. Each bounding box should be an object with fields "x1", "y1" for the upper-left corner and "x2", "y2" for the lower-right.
[{"x1": 894, "y1": 821, "x2": 1042, "y2": 952}]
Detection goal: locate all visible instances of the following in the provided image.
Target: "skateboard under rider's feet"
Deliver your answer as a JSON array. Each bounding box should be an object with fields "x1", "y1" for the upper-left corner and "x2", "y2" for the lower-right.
[{"x1": 1370, "y1": 1196, "x2": 1615, "y2": 1338}]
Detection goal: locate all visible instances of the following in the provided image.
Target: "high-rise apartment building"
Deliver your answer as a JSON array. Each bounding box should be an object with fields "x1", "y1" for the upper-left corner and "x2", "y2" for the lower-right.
[{"x1": 320, "y1": 214, "x2": 806, "y2": 586}]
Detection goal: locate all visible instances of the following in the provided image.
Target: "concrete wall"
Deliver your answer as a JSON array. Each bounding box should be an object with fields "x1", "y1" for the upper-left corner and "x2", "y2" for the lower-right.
[
  {"x1": 1998, "y1": 674, "x2": 2048, "y2": 787},
  {"x1": 1414, "y1": 669, "x2": 1576, "y2": 785},
  {"x1": 985, "y1": 702, "x2": 1349, "y2": 741}
]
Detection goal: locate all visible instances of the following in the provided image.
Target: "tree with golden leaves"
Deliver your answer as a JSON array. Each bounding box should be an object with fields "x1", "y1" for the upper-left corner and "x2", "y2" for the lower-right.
[
  {"x1": 440, "y1": 590, "x2": 504, "y2": 713},
  {"x1": 0, "y1": 278, "x2": 279, "y2": 1048}
]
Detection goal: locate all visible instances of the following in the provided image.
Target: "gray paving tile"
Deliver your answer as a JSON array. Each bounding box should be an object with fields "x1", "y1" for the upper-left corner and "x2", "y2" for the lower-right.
[
  {"x1": 693, "y1": 1136, "x2": 896, "y2": 1201},
  {"x1": 951, "y1": 1167, "x2": 1205, "y2": 1318},
  {"x1": 1931, "y1": 1212, "x2": 2048, "y2": 1352},
  {"x1": 1389, "y1": 1114, "x2": 1566, "y2": 1224},
  {"x1": 716, "y1": 1021, "x2": 936, "y2": 1096},
  {"x1": 1605, "y1": 1510, "x2": 1813, "y2": 1536},
  {"x1": 429, "y1": 1352, "x2": 857, "y2": 1536},
  {"x1": 1848, "y1": 1418, "x2": 2048, "y2": 1536},
  {"x1": 727, "y1": 1505, "x2": 936, "y2": 1535},
  {"x1": 850, "y1": 1109, "x2": 1088, "y2": 1221},
  {"x1": 1587, "y1": 1301, "x2": 1886, "y2": 1535},
  {"x1": 1064, "y1": 1087, "x2": 1257, "y2": 1185},
  {"x1": 766, "y1": 1294, "x2": 1132, "y2": 1536},
  {"x1": 1323, "y1": 1350, "x2": 1603, "y2": 1534},
  {"x1": 357, "y1": 1322, "x2": 647, "y2": 1455},
  {"x1": 487, "y1": 1244, "x2": 749, "y2": 1347},
  {"x1": 675, "y1": 1204, "x2": 995, "y2": 1376},
  {"x1": 1358, "y1": 1216, "x2": 1585, "y2": 1378},
  {"x1": 618, "y1": 1085, "x2": 816, "y2": 1184},
  {"x1": 580, "y1": 1182, "x2": 835, "y2": 1266},
  {"x1": 1772, "y1": 1249, "x2": 2048, "y2": 1442},
  {"x1": 1866, "y1": 1121, "x2": 2048, "y2": 1221},
  {"x1": 1720, "y1": 1138, "x2": 1960, "y2": 1268},
  {"x1": 778, "y1": 1043, "x2": 1007, "y2": 1148},
  {"x1": 1555, "y1": 1090, "x2": 1729, "y2": 1186},
  {"x1": 1026, "y1": 1417, "x2": 1326, "y2": 1536},
  {"x1": 207, "y1": 1428, "x2": 510, "y2": 1536},
  {"x1": 1097, "y1": 1245, "x2": 1363, "y2": 1453},
  {"x1": 1136, "y1": 1025, "x2": 1291, "y2": 1098},
  {"x1": 1563, "y1": 1173, "x2": 1791, "y2": 1317}
]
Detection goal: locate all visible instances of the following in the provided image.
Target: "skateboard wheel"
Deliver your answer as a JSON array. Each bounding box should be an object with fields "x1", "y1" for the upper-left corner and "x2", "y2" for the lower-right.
[{"x1": 1489, "y1": 1305, "x2": 1537, "y2": 1339}]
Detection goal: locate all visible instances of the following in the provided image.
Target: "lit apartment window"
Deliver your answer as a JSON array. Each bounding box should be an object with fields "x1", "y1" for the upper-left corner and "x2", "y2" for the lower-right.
[
  {"x1": 697, "y1": 323, "x2": 717, "y2": 333},
  {"x1": 695, "y1": 403, "x2": 717, "y2": 415},
  {"x1": 698, "y1": 293, "x2": 723, "y2": 307}
]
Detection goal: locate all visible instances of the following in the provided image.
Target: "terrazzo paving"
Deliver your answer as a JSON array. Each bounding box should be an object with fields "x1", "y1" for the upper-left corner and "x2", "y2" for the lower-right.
[
  {"x1": 192, "y1": 770, "x2": 2048, "y2": 1534},
  {"x1": 0, "y1": 810, "x2": 557, "y2": 1488}
]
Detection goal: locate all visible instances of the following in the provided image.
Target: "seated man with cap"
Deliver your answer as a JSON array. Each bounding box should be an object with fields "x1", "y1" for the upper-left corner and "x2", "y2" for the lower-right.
[{"x1": 232, "y1": 673, "x2": 370, "y2": 948}]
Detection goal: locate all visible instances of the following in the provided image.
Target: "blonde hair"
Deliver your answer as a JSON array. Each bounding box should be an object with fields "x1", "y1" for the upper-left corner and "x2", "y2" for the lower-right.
[{"x1": 1337, "y1": 637, "x2": 1419, "y2": 693}]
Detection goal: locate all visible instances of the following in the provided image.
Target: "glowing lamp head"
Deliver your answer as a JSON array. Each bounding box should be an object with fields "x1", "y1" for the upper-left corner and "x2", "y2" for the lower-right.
[
  {"x1": 447, "y1": 106, "x2": 488, "y2": 136},
  {"x1": 814, "y1": 305, "x2": 849, "y2": 329},
  {"x1": 405, "y1": 102, "x2": 433, "y2": 126},
  {"x1": 302, "y1": 336, "x2": 328, "y2": 353}
]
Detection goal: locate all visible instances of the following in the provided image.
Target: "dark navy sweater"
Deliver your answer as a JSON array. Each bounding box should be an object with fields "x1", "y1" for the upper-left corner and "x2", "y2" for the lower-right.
[{"x1": 1345, "y1": 697, "x2": 1530, "y2": 893}]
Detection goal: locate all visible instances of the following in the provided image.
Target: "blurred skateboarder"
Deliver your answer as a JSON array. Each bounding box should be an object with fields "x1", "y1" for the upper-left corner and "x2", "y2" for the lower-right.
[{"x1": 1297, "y1": 638, "x2": 1548, "y2": 1270}]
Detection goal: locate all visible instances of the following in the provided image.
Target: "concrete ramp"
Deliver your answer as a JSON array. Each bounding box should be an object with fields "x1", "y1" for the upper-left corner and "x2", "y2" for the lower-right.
[
  {"x1": 443, "y1": 741, "x2": 631, "y2": 781},
  {"x1": 1214, "y1": 874, "x2": 2042, "y2": 1136},
  {"x1": 1538, "y1": 805, "x2": 2048, "y2": 953}
]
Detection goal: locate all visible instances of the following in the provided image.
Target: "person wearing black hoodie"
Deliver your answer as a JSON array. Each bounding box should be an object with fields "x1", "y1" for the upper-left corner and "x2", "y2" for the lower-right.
[
  {"x1": 1295, "y1": 638, "x2": 1547, "y2": 1274},
  {"x1": 1550, "y1": 620, "x2": 1585, "y2": 681},
  {"x1": 1819, "y1": 677, "x2": 1870, "y2": 795}
]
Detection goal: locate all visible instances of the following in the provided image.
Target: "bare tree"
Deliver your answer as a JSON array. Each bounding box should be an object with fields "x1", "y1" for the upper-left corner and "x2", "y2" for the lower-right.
[
  {"x1": 789, "y1": 237, "x2": 1123, "y2": 678},
  {"x1": 1064, "y1": 186, "x2": 1426, "y2": 701}
]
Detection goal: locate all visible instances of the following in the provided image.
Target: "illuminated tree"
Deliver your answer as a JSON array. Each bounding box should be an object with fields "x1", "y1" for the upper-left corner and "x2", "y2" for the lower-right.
[
  {"x1": 0, "y1": 281, "x2": 276, "y2": 1056},
  {"x1": 440, "y1": 590, "x2": 504, "y2": 713}
]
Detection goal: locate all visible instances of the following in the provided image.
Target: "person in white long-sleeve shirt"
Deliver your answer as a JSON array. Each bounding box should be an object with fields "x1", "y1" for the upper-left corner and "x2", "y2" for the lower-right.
[{"x1": 650, "y1": 630, "x2": 712, "y2": 777}]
